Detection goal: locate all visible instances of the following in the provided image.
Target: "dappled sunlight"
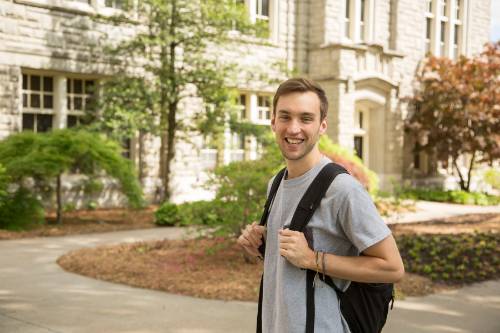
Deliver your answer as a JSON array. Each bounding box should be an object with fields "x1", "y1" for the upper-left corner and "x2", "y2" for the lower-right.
[
  {"x1": 0, "y1": 302, "x2": 35, "y2": 311},
  {"x1": 396, "y1": 301, "x2": 462, "y2": 316}
]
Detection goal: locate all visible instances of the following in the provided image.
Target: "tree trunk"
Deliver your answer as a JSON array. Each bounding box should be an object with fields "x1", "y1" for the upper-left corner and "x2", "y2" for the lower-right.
[
  {"x1": 465, "y1": 151, "x2": 476, "y2": 192},
  {"x1": 56, "y1": 173, "x2": 62, "y2": 224},
  {"x1": 164, "y1": 101, "x2": 177, "y2": 200},
  {"x1": 452, "y1": 157, "x2": 467, "y2": 191}
]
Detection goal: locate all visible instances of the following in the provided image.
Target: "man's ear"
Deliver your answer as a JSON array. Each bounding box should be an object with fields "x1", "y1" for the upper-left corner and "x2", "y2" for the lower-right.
[
  {"x1": 319, "y1": 118, "x2": 327, "y2": 135},
  {"x1": 271, "y1": 116, "x2": 276, "y2": 132}
]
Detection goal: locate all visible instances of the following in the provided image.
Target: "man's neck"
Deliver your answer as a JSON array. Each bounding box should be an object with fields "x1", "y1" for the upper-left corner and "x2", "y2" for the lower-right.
[{"x1": 285, "y1": 149, "x2": 323, "y2": 179}]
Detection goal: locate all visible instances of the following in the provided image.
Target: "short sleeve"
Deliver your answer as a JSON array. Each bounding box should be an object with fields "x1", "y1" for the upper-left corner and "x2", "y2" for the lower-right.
[{"x1": 335, "y1": 175, "x2": 391, "y2": 252}]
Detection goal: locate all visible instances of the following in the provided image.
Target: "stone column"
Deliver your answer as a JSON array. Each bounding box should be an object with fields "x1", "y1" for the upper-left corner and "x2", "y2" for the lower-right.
[{"x1": 53, "y1": 76, "x2": 67, "y2": 129}]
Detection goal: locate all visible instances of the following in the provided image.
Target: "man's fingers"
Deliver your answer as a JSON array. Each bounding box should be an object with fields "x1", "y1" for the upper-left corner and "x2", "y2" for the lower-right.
[{"x1": 243, "y1": 244, "x2": 262, "y2": 258}]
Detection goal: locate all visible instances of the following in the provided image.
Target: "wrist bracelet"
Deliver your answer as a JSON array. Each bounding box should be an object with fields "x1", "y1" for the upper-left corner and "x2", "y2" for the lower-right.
[{"x1": 321, "y1": 252, "x2": 326, "y2": 281}]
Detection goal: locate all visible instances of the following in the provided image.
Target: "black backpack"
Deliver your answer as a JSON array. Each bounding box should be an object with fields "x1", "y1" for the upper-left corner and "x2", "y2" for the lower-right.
[{"x1": 256, "y1": 163, "x2": 394, "y2": 333}]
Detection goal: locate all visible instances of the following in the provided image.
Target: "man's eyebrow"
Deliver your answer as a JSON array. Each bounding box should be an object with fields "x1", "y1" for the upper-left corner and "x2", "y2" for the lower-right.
[{"x1": 276, "y1": 110, "x2": 316, "y2": 117}]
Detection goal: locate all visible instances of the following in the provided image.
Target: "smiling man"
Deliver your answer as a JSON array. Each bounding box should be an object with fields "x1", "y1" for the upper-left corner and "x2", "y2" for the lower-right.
[{"x1": 237, "y1": 78, "x2": 404, "y2": 333}]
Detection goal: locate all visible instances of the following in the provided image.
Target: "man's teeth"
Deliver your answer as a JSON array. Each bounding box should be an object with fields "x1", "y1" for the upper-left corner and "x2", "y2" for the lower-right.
[{"x1": 286, "y1": 138, "x2": 304, "y2": 144}]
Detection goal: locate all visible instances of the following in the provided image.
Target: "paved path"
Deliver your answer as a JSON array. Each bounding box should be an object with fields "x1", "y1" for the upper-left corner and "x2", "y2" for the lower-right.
[
  {"x1": 1, "y1": 202, "x2": 499, "y2": 333},
  {"x1": 385, "y1": 200, "x2": 500, "y2": 224}
]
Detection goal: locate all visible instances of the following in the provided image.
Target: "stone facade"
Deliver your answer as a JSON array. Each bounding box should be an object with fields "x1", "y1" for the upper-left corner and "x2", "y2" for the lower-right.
[{"x1": 0, "y1": 0, "x2": 492, "y2": 206}]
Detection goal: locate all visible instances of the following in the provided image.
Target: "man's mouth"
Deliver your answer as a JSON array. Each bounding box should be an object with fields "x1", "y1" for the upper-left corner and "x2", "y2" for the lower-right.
[{"x1": 285, "y1": 138, "x2": 304, "y2": 145}]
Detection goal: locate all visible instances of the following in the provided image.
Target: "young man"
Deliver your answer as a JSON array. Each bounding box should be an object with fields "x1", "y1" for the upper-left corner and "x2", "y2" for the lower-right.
[{"x1": 237, "y1": 78, "x2": 404, "y2": 332}]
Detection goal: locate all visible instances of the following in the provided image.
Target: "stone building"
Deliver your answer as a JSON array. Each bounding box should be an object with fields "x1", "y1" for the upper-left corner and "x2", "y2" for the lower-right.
[{"x1": 0, "y1": 0, "x2": 491, "y2": 205}]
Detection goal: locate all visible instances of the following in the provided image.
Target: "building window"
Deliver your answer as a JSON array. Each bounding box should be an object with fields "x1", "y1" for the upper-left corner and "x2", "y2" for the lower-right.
[
  {"x1": 238, "y1": 94, "x2": 247, "y2": 120},
  {"x1": 354, "y1": 136, "x2": 364, "y2": 160},
  {"x1": 344, "y1": 0, "x2": 351, "y2": 38},
  {"x1": 257, "y1": 95, "x2": 271, "y2": 121},
  {"x1": 344, "y1": 0, "x2": 372, "y2": 42},
  {"x1": 353, "y1": 109, "x2": 367, "y2": 161},
  {"x1": 67, "y1": 78, "x2": 95, "y2": 127},
  {"x1": 255, "y1": 0, "x2": 269, "y2": 20},
  {"x1": 359, "y1": 0, "x2": 366, "y2": 40},
  {"x1": 425, "y1": 0, "x2": 463, "y2": 58},
  {"x1": 22, "y1": 74, "x2": 54, "y2": 133},
  {"x1": 105, "y1": 0, "x2": 126, "y2": 9}
]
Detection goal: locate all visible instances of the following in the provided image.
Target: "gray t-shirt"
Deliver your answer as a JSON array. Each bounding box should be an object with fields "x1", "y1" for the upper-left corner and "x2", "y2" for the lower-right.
[{"x1": 262, "y1": 157, "x2": 391, "y2": 333}]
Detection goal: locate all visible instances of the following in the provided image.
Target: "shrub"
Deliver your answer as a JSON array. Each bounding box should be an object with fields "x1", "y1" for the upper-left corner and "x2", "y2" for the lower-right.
[
  {"x1": 177, "y1": 200, "x2": 220, "y2": 226},
  {"x1": 484, "y1": 168, "x2": 500, "y2": 190},
  {"x1": 397, "y1": 232, "x2": 499, "y2": 284},
  {"x1": 0, "y1": 129, "x2": 144, "y2": 225},
  {"x1": 155, "y1": 202, "x2": 180, "y2": 226},
  {"x1": 0, "y1": 188, "x2": 45, "y2": 230},
  {"x1": 318, "y1": 136, "x2": 379, "y2": 194},
  {"x1": 399, "y1": 188, "x2": 499, "y2": 205}
]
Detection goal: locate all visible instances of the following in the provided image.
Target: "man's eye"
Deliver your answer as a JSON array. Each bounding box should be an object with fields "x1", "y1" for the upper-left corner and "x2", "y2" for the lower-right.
[{"x1": 302, "y1": 118, "x2": 313, "y2": 122}]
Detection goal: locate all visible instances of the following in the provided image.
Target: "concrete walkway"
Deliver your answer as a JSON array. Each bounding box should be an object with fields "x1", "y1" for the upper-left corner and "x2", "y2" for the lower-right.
[
  {"x1": 1, "y1": 202, "x2": 499, "y2": 333},
  {"x1": 384, "y1": 200, "x2": 500, "y2": 224}
]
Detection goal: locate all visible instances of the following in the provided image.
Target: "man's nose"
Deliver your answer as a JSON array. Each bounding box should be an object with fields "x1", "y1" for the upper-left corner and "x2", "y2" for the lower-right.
[{"x1": 286, "y1": 119, "x2": 301, "y2": 135}]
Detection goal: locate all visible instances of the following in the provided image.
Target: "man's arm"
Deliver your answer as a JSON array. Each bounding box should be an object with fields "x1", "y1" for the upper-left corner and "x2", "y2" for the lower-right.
[
  {"x1": 279, "y1": 229, "x2": 404, "y2": 283},
  {"x1": 237, "y1": 222, "x2": 266, "y2": 258}
]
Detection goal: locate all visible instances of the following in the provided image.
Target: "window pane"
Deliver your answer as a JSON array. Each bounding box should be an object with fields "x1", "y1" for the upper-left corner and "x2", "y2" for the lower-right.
[
  {"x1": 361, "y1": 0, "x2": 366, "y2": 22},
  {"x1": 441, "y1": 21, "x2": 446, "y2": 42},
  {"x1": 22, "y1": 74, "x2": 28, "y2": 90},
  {"x1": 74, "y1": 97, "x2": 83, "y2": 110},
  {"x1": 262, "y1": 0, "x2": 269, "y2": 16},
  {"x1": 454, "y1": 24, "x2": 459, "y2": 44},
  {"x1": 43, "y1": 77, "x2": 53, "y2": 92},
  {"x1": 426, "y1": 18, "x2": 432, "y2": 38},
  {"x1": 67, "y1": 79, "x2": 71, "y2": 93},
  {"x1": 345, "y1": 0, "x2": 350, "y2": 18},
  {"x1": 85, "y1": 80, "x2": 95, "y2": 94},
  {"x1": 354, "y1": 136, "x2": 363, "y2": 159},
  {"x1": 31, "y1": 94, "x2": 40, "y2": 108},
  {"x1": 37, "y1": 114, "x2": 53, "y2": 132},
  {"x1": 67, "y1": 115, "x2": 79, "y2": 128},
  {"x1": 74, "y1": 79, "x2": 83, "y2": 94},
  {"x1": 22, "y1": 93, "x2": 28, "y2": 107},
  {"x1": 67, "y1": 97, "x2": 71, "y2": 110},
  {"x1": 455, "y1": 0, "x2": 460, "y2": 19},
  {"x1": 43, "y1": 95, "x2": 53, "y2": 109},
  {"x1": 22, "y1": 113, "x2": 35, "y2": 131},
  {"x1": 30, "y1": 75, "x2": 41, "y2": 91}
]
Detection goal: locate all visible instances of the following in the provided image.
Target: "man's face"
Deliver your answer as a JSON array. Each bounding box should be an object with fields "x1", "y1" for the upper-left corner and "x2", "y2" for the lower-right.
[{"x1": 271, "y1": 91, "x2": 327, "y2": 161}]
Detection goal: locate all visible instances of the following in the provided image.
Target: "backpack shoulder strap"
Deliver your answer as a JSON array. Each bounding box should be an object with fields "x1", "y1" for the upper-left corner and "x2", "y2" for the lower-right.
[
  {"x1": 289, "y1": 163, "x2": 348, "y2": 232},
  {"x1": 259, "y1": 167, "x2": 286, "y2": 227}
]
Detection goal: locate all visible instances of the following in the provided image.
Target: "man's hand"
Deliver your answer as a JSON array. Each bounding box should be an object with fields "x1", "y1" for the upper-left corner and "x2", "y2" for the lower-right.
[
  {"x1": 237, "y1": 222, "x2": 266, "y2": 258},
  {"x1": 279, "y1": 229, "x2": 314, "y2": 269}
]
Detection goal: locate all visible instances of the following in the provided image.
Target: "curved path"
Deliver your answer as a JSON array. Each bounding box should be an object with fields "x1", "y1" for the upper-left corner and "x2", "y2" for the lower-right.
[{"x1": 1, "y1": 221, "x2": 499, "y2": 332}]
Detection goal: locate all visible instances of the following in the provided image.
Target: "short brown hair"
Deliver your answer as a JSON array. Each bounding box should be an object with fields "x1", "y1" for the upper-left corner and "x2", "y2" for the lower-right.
[{"x1": 272, "y1": 78, "x2": 328, "y2": 120}]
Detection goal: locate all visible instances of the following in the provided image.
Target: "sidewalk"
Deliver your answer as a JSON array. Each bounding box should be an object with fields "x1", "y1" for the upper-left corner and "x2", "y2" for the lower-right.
[
  {"x1": 384, "y1": 200, "x2": 500, "y2": 224},
  {"x1": 0, "y1": 203, "x2": 499, "y2": 333}
]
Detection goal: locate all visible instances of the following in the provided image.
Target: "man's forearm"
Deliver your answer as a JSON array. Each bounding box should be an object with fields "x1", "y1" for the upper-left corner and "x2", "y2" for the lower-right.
[{"x1": 304, "y1": 251, "x2": 404, "y2": 283}]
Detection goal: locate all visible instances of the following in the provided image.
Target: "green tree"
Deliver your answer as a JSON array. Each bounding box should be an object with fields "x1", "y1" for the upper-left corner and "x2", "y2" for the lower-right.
[
  {"x1": 0, "y1": 130, "x2": 144, "y2": 225},
  {"x1": 406, "y1": 42, "x2": 500, "y2": 191},
  {"x1": 94, "y1": 0, "x2": 259, "y2": 200}
]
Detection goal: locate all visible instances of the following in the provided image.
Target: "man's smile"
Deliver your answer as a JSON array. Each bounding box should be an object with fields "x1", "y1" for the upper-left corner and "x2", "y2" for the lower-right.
[{"x1": 285, "y1": 138, "x2": 305, "y2": 145}]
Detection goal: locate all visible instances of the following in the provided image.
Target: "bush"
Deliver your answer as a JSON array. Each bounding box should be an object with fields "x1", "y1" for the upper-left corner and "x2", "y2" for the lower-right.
[
  {"x1": 177, "y1": 200, "x2": 221, "y2": 226},
  {"x1": 399, "y1": 188, "x2": 500, "y2": 205},
  {"x1": 397, "y1": 232, "x2": 499, "y2": 284},
  {"x1": 154, "y1": 202, "x2": 180, "y2": 226},
  {"x1": 484, "y1": 168, "x2": 500, "y2": 190},
  {"x1": 0, "y1": 188, "x2": 45, "y2": 230},
  {"x1": 318, "y1": 136, "x2": 379, "y2": 194}
]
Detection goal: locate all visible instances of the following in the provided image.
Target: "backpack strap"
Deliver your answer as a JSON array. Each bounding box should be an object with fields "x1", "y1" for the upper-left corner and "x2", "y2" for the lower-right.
[
  {"x1": 289, "y1": 163, "x2": 348, "y2": 232},
  {"x1": 256, "y1": 167, "x2": 286, "y2": 333},
  {"x1": 256, "y1": 163, "x2": 347, "y2": 333},
  {"x1": 289, "y1": 163, "x2": 348, "y2": 333},
  {"x1": 257, "y1": 167, "x2": 286, "y2": 256}
]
